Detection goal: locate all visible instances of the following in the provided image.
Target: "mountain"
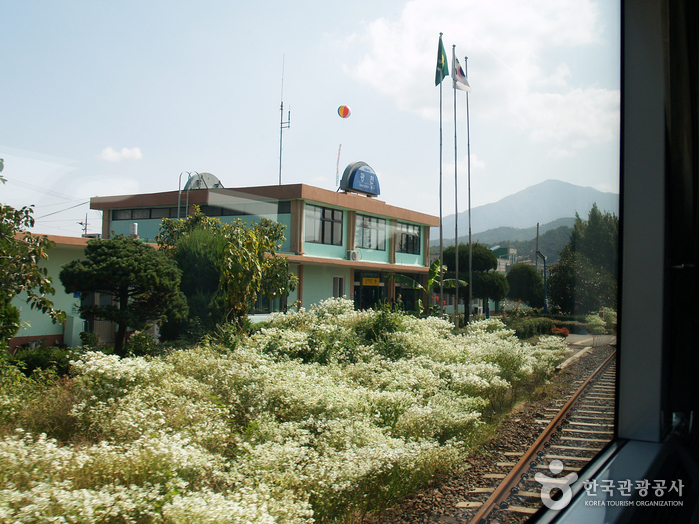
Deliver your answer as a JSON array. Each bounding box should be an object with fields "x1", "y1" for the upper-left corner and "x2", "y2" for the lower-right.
[
  {"x1": 472, "y1": 217, "x2": 576, "y2": 245},
  {"x1": 489, "y1": 225, "x2": 574, "y2": 266},
  {"x1": 432, "y1": 179, "x2": 619, "y2": 240}
]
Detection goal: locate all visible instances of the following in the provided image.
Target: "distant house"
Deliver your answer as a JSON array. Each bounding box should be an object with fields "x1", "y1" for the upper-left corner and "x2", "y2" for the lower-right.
[{"x1": 491, "y1": 246, "x2": 517, "y2": 274}]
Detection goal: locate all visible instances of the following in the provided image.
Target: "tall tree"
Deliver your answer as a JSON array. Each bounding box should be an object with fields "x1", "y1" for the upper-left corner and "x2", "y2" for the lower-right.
[
  {"x1": 0, "y1": 204, "x2": 65, "y2": 347},
  {"x1": 170, "y1": 227, "x2": 227, "y2": 333},
  {"x1": 443, "y1": 243, "x2": 498, "y2": 308},
  {"x1": 443, "y1": 242, "x2": 497, "y2": 273},
  {"x1": 157, "y1": 207, "x2": 297, "y2": 328},
  {"x1": 548, "y1": 204, "x2": 618, "y2": 314},
  {"x1": 506, "y1": 263, "x2": 544, "y2": 308},
  {"x1": 472, "y1": 272, "x2": 510, "y2": 313},
  {"x1": 59, "y1": 235, "x2": 187, "y2": 356}
]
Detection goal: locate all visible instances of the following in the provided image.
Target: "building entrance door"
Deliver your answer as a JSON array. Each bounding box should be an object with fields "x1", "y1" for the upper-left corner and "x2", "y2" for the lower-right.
[{"x1": 353, "y1": 271, "x2": 386, "y2": 310}]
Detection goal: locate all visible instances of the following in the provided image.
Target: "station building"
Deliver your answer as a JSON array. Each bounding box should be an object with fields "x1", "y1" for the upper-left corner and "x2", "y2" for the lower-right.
[
  {"x1": 90, "y1": 170, "x2": 439, "y2": 315},
  {"x1": 8, "y1": 167, "x2": 439, "y2": 349}
]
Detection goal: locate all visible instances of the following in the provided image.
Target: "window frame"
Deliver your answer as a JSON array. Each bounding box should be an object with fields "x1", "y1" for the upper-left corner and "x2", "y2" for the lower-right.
[
  {"x1": 396, "y1": 222, "x2": 421, "y2": 255},
  {"x1": 305, "y1": 204, "x2": 343, "y2": 246},
  {"x1": 355, "y1": 214, "x2": 386, "y2": 251}
]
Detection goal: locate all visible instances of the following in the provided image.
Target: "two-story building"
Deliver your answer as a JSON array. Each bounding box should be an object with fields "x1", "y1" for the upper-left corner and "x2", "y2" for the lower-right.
[{"x1": 90, "y1": 178, "x2": 439, "y2": 315}]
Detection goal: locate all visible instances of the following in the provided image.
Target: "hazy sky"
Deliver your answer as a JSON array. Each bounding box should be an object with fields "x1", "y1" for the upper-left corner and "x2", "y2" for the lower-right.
[{"x1": 1, "y1": 0, "x2": 620, "y2": 237}]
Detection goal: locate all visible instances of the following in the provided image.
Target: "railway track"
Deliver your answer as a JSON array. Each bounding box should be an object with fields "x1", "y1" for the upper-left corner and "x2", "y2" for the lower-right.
[
  {"x1": 364, "y1": 344, "x2": 618, "y2": 524},
  {"x1": 466, "y1": 350, "x2": 617, "y2": 523}
]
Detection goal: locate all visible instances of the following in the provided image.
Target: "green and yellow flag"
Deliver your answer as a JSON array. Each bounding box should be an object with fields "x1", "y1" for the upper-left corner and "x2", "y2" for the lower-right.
[{"x1": 435, "y1": 34, "x2": 449, "y2": 86}]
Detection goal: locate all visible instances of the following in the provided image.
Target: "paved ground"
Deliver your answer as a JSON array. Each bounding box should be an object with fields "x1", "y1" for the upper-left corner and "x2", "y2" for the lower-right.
[{"x1": 566, "y1": 334, "x2": 616, "y2": 346}]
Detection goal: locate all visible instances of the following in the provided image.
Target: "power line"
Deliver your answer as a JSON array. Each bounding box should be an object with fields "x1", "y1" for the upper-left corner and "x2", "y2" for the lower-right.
[
  {"x1": 2, "y1": 176, "x2": 83, "y2": 201},
  {"x1": 35, "y1": 201, "x2": 89, "y2": 219}
]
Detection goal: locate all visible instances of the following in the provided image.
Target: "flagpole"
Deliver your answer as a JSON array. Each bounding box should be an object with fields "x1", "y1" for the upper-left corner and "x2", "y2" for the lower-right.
[
  {"x1": 452, "y1": 45, "x2": 459, "y2": 329},
  {"x1": 466, "y1": 55, "x2": 473, "y2": 324},
  {"x1": 438, "y1": 33, "x2": 445, "y2": 315}
]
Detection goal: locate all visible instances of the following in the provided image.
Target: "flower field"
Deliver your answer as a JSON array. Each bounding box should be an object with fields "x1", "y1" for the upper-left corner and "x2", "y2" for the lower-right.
[{"x1": 0, "y1": 298, "x2": 569, "y2": 523}]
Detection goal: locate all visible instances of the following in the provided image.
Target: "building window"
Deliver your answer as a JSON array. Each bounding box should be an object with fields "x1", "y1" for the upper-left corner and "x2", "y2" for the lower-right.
[
  {"x1": 112, "y1": 208, "x2": 178, "y2": 220},
  {"x1": 397, "y1": 223, "x2": 421, "y2": 254},
  {"x1": 150, "y1": 208, "x2": 174, "y2": 219},
  {"x1": 113, "y1": 209, "x2": 132, "y2": 220},
  {"x1": 305, "y1": 204, "x2": 343, "y2": 246},
  {"x1": 333, "y1": 276, "x2": 345, "y2": 298},
  {"x1": 355, "y1": 215, "x2": 386, "y2": 250}
]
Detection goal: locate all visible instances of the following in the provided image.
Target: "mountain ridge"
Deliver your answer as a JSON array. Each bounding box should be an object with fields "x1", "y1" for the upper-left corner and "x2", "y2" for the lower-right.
[{"x1": 432, "y1": 179, "x2": 619, "y2": 240}]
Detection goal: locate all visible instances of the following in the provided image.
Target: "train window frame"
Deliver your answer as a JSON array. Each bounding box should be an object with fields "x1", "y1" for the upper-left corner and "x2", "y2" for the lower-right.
[{"x1": 533, "y1": 0, "x2": 699, "y2": 521}]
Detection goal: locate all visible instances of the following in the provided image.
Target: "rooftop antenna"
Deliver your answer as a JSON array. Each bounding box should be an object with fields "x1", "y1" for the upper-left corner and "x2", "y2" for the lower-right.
[{"x1": 279, "y1": 55, "x2": 291, "y2": 185}]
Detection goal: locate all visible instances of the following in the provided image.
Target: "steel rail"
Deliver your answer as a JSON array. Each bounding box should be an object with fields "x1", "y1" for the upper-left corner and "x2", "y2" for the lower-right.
[{"x1": 469, "y1": 350, "x2": 617, "y2": 524}]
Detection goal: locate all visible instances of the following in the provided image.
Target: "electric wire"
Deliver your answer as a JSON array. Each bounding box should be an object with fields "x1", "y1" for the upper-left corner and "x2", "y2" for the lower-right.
[
  {"x1": 1, "y1": 176, "x2": 83, "y2": 201},
  {"x1": 35, "y1": 201, "x2": 89, "y2": 219}
]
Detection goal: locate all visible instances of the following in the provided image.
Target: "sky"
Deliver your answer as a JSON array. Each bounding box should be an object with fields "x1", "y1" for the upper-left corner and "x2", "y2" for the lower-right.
[{"x1": 1, "y1": 0, "x2": 620, "y2": 237}]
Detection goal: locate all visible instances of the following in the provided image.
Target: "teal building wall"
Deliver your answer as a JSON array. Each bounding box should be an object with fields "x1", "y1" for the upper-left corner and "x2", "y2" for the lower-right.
[
  {"x1": 301, "y1": 265, "x2": 352, "y2": 306},
  {"x1": 11, "y1": 242, "x2": 86, "y2": 349}
]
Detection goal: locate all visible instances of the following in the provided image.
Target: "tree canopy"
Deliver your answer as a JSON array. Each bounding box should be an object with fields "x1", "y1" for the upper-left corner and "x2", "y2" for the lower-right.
[
  {"x1": 506, "y1": 263, "x2": 544, "y2": 308},
  {"x1": 169, "y1": 227, "x2": 228, "y2": 333},
  {"x1": 442, "y1": 243, "x2": 505, "y2": 308},
  {"x1": 442, "y1": 242, "x2": 497, "y2": 274},
  {"x1": 0, "y1": 204, "x2": 64, "y2": 347},
  {"x1": 472, "y1": 271, "x2": 509, "y2": 304},
  {"x1": 548, "y1": 204, "x2": 618, "y2": 314},
  {"x1": 59, "y1": 235, "x2": 187, "y2": 356},
  {"x1": 156, "y1": 207, "x2": 297, "y2": 329}
]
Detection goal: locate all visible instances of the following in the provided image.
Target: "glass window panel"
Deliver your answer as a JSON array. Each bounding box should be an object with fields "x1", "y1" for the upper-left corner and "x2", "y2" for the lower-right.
[
  {"x1": 151, "y1": 208, "x2": 170, "y2": 219},
  {"x1": 333, "y1": 221, "x2": 342, "y2": 245},
  {"x1": 324, "y1": 221, "x2": 332, "y2": 244}
]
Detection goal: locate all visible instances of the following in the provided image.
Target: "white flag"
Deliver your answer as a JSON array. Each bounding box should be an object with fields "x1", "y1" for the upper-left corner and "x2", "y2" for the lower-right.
[{"x1": 453, "y1": 57, "x2": 471, "y2": 92}]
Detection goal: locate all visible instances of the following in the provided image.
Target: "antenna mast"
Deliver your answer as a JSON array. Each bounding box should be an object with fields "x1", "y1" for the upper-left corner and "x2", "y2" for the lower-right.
[
  {"x1": 79, "y1": 214, "x2": 88, "y2": 237},
  {"x1": 279, "y1": 56, "x2": 291, "y2": 185}
]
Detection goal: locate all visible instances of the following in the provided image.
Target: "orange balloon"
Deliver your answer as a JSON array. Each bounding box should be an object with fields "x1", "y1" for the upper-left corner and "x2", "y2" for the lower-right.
[{"x1": 338, "y1": 105, "x2": 351, "y2": 118}]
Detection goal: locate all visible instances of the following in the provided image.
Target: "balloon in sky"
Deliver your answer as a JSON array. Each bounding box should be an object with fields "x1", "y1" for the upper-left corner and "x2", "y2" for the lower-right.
[{"x1": 337, "y1": 105, "x2": 351, "y2": 118}]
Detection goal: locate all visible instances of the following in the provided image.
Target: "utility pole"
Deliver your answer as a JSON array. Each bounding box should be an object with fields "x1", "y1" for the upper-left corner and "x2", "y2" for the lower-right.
[
  {"x1": 279, "y1": 56, "x2": 291, "y2": 185},
  {"x1": 79, "y1": 214, "x2": 88, "y2": 237},
  {"x1": 534, "y1": 222, "x2": 539, "y2": 271},
  {"x1": 537, "y1": 250, "x2": 548, "y2": 313}
]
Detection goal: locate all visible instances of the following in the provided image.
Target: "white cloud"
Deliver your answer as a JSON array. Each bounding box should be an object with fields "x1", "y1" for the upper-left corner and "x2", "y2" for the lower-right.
[
  {"x1": 99, "y1": 147, "x2": 143, "y2": 162},
  {"x1": 346, "y1": 0, "x2": 618, "y2": 147}
]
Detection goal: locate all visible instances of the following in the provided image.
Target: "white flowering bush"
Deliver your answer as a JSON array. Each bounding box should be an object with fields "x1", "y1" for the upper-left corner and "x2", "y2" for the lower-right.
[
  {"x1": 585, "y1": 312, "x2": 608, "y2": 334},
  {"x1": 0, "y1": 298, "x2": 571, "y2": 523},
  {"x1": 601, "y1": 307, "x2": 617, "y2": 333}
]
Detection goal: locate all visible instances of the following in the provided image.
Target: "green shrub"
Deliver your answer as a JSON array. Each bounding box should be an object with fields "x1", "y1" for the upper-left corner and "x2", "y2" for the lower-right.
[
  {"x1": 79, "y1": 331, "x2": 99, "y2": 347},
  {"x1": 0, "y1": 299, "x2": 576, "y2": 524},
  {"x1": 125, "y1": 330, "x2": 163, "y2": 357},
  {"x1": 585, "y1": 313, "x2": 608, "y2": 335},
  {"x1": 553, "y1": 320, "x2": 588, "y2": 334},
  {"x1": 9, "y1": 346, "x2": 77, "y2": 376},
  {"x1": 509, "y1": 317, "x2": 556, "y2": 339},
  {"x1": 353, "y1": 304, "x2": 406, "y2": 360},
  {"x1": 602, "y1": 307, "x2": 617, "y2": 333}
]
